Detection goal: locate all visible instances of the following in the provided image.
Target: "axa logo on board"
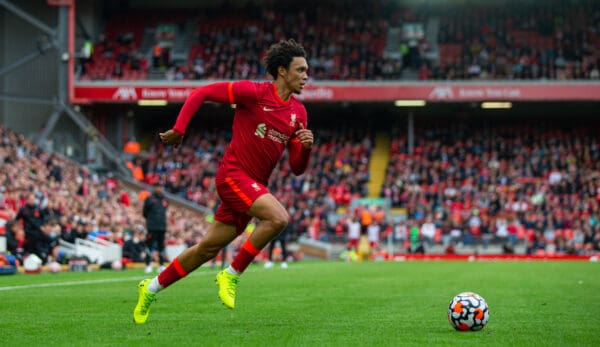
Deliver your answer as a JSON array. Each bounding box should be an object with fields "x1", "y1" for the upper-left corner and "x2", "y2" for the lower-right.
[
  {"x1": 112, "y1": 87, "x2": 138, "y2": 100},
  {"x1": 428, "y1": 86, "x2": 454, "y2": 100}
]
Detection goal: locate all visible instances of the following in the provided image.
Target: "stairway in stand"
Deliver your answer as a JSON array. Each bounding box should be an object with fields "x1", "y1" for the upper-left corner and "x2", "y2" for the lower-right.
[{"x1": 367, "y1": 133, "x2": 391, "y2": 198}]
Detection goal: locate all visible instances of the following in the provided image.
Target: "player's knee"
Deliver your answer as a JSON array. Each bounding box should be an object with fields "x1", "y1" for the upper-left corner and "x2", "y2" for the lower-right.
[{"x1": 270, "y1": 212, "x2": 289, "y2": 232}]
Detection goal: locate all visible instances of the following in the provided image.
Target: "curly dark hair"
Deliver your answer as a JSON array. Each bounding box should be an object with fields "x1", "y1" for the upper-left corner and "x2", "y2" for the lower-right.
[{"x1": 263, "y1": 39, "x2": 307, "y2": 79}]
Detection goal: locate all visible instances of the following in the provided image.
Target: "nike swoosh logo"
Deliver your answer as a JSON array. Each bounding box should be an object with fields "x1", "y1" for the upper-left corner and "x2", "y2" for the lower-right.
[{"x1": 263, "y1": 106, "x2": 274, "y2": 112}]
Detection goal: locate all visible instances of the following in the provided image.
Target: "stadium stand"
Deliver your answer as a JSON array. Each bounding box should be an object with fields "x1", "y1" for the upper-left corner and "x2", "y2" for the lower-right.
[
  {"x1": 381, "y1": 115, "x2": 600, "y2": 254},
  {"x1": 0, "y1": 126, "x2": 210, "y2": 266},
  {"x1": 433, "y1": 0, "x2": 600, "y2": 80},
  {"x1": 116, "y1": 110, "x2": 600, "y2": 256},
  {"x1": 78, "y1": 2, "x2": 397, "y2": 81},
  {"x1": 77, "y1": 0, "x2": 600, "y2": 81}
]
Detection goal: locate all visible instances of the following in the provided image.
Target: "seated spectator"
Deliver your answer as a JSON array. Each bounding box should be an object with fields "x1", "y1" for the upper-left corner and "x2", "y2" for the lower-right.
[{"x1": 122, "y1": 228, "x2": 147, "y2": 263}]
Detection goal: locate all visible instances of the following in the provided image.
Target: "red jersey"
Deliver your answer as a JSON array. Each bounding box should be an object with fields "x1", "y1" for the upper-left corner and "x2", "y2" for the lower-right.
[{"x1": 173, "y1": 81, "x2": 310, "y2": 183}]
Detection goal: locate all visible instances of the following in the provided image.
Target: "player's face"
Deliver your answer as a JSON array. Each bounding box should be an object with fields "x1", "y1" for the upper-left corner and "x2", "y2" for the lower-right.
[{"x1": 284, "y1": 57, "x2": 308, "y2": 94}]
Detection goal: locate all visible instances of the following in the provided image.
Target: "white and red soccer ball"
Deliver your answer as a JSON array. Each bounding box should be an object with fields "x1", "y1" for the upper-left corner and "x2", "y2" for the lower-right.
[{"x1": 448, "y1": 292, "x2": 490, "y2": 331}]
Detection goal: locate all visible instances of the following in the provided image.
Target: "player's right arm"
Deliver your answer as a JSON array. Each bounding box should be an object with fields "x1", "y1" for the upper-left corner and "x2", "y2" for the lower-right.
[{"x1": 160, "y1": 81, "x2": 258, "y2": 147}]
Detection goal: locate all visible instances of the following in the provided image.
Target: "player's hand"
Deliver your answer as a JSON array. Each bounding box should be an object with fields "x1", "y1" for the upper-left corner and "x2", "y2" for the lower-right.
[
  {"x1": 159, "y1": 129, "x2": 183, "y2": 148},
  {"x1": 295, "y1": 123, "x2": 313, "y2": 149}
]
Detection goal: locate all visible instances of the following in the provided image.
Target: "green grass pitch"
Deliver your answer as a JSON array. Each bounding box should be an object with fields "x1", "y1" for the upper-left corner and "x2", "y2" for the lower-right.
[{"x1": 1, "y1": 261, "x2": 599, "y2": 346}]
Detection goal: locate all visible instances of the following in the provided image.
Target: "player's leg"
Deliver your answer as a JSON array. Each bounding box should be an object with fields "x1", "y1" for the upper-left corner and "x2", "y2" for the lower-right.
[
  {"x1": 247, "y1": 194, "x2": 289, "y2": 247},
  {"x1": 156, "y1": 231, "x2": 167, "y2": 272},
  {"x1": 177, "y1": 221, "x2": 238, "y2": 271},
  {"x1": 133, "y1": 221, "x2": 237, "y2": 324},
  {"x1": 216, "y1": 194, "x2": 289, "y2": 308},
  {"x1": 213, "y1": 171, "x2": 288, "y2": 308},
  {"x1": 144, "y1": 232, "x2": 155, "y2": 273},
  {"x1": 149, "y1": 221, "x2": 237, "y2": 293},
  {"x1": 226, "y1": 194, "x2": 288, "y2": 275},
  {"x1": 264, "y1": 240, "x2": 275, "y2": 268},
  {"x1": 280, "y1": 238, "x2": 289, "y2": 268}
]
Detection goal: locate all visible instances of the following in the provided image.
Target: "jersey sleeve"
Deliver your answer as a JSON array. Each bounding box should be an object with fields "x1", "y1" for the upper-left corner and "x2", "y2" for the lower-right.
[
  {"x1": 173, "y1": 81, "x2": 258, "y2": 135},
  {"x1": 230, "y1": 80, "x2": 259, "y2": 106}
]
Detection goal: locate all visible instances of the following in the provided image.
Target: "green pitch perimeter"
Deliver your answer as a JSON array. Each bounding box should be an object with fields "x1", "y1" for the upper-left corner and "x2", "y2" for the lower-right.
[{"x1": 1, "y1": 261, "x2": 598, "y2": 347}]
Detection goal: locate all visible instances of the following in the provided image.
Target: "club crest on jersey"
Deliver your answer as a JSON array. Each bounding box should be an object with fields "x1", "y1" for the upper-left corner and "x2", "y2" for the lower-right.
[{"x1": 290, "y1": 113, "x2": 297, "y2": 127}]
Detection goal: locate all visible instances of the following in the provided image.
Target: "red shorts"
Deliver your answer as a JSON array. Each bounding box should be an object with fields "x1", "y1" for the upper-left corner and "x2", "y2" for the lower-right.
[
  {"x1": 215, "y1": 169, "x2": 269, "y2": 235},
  {"x1": 347, "y1": 238, "x2": 359, "y2": 248}
]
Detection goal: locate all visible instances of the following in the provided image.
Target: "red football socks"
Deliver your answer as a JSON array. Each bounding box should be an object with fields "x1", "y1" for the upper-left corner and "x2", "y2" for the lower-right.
[
  {"x1": 231, "y1": 239, "x2": 260, "y2": 274},
  {"x1": 157, "y1": 257, "x2": 188, "y2": 288}
]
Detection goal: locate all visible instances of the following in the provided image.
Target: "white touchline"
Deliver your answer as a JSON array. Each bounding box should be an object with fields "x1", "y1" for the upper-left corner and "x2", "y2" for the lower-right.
[
  {"x1": 0, "y1": 271, "x2": 210, "y2": 292},
  {"x1": 0, "y1": 276, "x2": 146, "y2": 291},
  {"x1": 0, "y1": 265, "x2": 302, "y2": 292}
]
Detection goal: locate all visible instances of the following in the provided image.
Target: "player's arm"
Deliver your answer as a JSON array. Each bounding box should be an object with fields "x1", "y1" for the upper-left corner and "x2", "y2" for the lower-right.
[
  {"x1": 160, "y1": 81, "x2": 257, "y2": 147},
  {"x1": 142, "y1": 198, "x2": 150, "y2": 218},
  {"x1": 288, "y1": 122, "x2": 313, "y2": 175},
  {"x1": 15, "y1": 209, "x2": 23, "y2": 221}
]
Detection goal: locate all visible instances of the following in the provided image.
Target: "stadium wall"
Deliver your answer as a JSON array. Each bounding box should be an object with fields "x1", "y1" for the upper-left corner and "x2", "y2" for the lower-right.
[
  {"x1": 1, "y1": 1, "x2": 56, "y2": 135},
  {"x1": 0, "y1": 1, "x2": 88, "y2": 162},
  {"x1": 0, "y1": 7, "x2": 4, "y2": 126},
  {"x1": 75, "y1": 0, "x2": 102, "y2": 48}
]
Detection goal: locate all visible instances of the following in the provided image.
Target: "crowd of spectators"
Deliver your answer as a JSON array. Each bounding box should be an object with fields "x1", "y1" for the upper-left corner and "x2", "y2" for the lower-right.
[
  {"x1": 381, "y1": 116, "x2": 600, "y2": 255},
  {"x1": 122, "y1": 112, "x2": 600, "y2": 257},
  {"x1": 3, "y1": 110, "x2": 599, "y2": 264},
  {"x1": 78, "y1": 1, "x2": 405, "y2": 81},
  {"x1": 179, "y1": 3, "x2": 391, "y2": 81},
  {"x1": 0, "y1": 126, "x2": 210, "y2": 266},
  {"x1": 426, "y1": 0, "x2": 600, "y2": 80},
  {"x1": 79, "y1": 0, "x2": 600, "y2": 82}
]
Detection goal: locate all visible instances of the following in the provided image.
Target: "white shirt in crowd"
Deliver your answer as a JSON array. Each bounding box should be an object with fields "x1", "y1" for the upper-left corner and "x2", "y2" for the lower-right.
[
  {"x1": 496, "y1": 218, "x2": 508, "y2": 237},
  {"x1": 367, "y1": 224, "x2": 381, "y2": 243},
  {"x1": 347, "y1": 220, "x2": 361, "y2": 240},
  {"x1": 421, "y1": 221, "x2": 436, "y2": 240}
]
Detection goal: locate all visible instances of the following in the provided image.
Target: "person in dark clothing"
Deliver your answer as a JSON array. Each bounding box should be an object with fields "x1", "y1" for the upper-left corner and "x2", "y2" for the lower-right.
[
  {"x1": 4, "y1": 219, "x2": 24, "y2": 264},
  {"x1": 264, "y1": 224, "x2": 290, "y2": 269},
  {"x1": 62, "y1": 219, "x2": 88, "y2": 243},
  {"x1": 143, "y1": 183, "x2": 168, "y2": 273},
  {"x1": 41, "y1": 218, "x2": 61, "y2": 262},
  {"x1": 47, "y1": 155, "x2": 63, "y2": 183},
  {"x1": 15, "y1": 193, "x2": 49, "y2": 262},
  {"x1": 123, "y1": 229, "x2": 148, "y2": 263}
]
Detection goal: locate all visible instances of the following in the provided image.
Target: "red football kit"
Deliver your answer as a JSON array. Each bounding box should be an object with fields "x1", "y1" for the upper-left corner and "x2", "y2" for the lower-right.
[{"x1": 172, "y1": 81, "x2": 311, "y2": 233}]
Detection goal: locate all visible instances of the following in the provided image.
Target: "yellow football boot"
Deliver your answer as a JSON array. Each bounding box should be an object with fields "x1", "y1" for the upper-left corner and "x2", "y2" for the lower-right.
[
  {"x1": 215, "y1": 270, "x2": 240, "y2": 309},
  {"x1": 133, "y1": 279, "x2": 156, "y2": 324}
]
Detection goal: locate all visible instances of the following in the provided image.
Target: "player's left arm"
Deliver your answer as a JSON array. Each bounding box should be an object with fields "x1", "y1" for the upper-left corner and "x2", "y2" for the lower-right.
[{"x1": 288, "y1": 118, "x2": 313, "y2": 175}]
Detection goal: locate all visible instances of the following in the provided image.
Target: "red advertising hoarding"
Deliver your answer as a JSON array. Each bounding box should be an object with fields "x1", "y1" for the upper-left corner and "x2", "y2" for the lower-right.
[{"x1": 72, "y1": 82, "x2": 600, "y2": 104}]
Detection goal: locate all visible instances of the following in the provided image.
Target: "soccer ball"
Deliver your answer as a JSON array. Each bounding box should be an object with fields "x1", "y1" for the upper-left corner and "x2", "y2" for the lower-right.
[{"x1": 448, "y1": 292, "x2": 489, "y2": 331}]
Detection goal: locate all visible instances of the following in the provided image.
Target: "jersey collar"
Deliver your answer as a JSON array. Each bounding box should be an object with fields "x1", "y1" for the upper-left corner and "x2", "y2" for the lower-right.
[{"x1": 272, "y1": 83, "x2": 290, "y2": 105}]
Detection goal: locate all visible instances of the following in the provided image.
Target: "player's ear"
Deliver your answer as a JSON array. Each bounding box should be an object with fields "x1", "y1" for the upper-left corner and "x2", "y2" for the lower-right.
[{"x1": 278, "y1": 65, "x2": 286, "y2": 78}]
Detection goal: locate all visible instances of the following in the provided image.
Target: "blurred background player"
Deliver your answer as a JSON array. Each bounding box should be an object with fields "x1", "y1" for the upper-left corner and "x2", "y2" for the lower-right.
[
  {"x1": 142, "y1": 182, "x2": 169, "y2": 273},
  {"x1": 16, "y1": 193, "x2": 49, "y2": 263},
  {"x1": 264, "y1": 223, "x2": 291, "y2": 269},
  {"x1": 134, "y1": 39, "x2": 313, "y2": 324}
]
